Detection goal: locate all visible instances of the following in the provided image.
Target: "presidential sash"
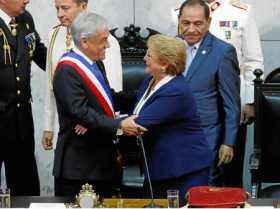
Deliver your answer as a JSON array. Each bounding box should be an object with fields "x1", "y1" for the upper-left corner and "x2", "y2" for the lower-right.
[{"x1": 57, "y1": 51, "x2": 115, "y2": 118}]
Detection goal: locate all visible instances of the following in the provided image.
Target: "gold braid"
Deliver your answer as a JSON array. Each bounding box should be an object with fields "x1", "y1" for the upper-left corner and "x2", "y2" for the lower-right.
[
  {"x1": 47, "y1": 26, "x2": 60, "y2": 90},
  {"x1": 0, "y1": 28, "x2": 12, "y2": 64}
]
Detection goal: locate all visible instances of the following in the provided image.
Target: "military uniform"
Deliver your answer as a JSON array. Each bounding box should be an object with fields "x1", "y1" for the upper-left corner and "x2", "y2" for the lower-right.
[
  {"x1": 43, "y1": 25, "x2": 123, "y2": 147},
  {"x1": 208, "y1": 0, "x2": 264, "y2": 187},
  {"x1": 0, "y1": 10, "x2": 46, "y2": 195}
]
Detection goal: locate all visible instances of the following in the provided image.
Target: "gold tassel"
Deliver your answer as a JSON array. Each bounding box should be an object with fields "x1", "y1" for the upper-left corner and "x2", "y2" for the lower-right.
[
  {"x1": 0, "y1": 28, "x2": 12, "y2": 64},
  {"x1": 66, "y1": 29, "x2": 73, "y2": 52}
]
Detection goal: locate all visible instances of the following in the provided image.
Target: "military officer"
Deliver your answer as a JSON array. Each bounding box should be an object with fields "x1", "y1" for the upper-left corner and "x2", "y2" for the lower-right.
[
  {"x1": 206, "y1": 0, "x2": 264, "y2": 187},
  {"x1": 0, "y1": 0, "x2": 46, "y2": 195}
]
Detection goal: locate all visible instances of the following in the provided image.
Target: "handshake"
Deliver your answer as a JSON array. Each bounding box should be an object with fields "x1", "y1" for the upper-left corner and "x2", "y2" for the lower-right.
[
  {"x1": 119, "y1": 115, "x2": 148, "y2": 136},
  {"x1": 42, "y1": 115, "x2": 147, "y2": 150}
]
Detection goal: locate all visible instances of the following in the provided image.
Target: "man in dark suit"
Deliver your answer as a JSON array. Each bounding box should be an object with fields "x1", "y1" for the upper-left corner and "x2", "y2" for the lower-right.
[
  {"x1": 178, "y1": 0, "x2": 240, "y2": 186},
  {"x1": 0, "y1": 0, "x2": 46, "y2": 195},
  {"x1": 53, "y1": 12, "x2": 146, "y2": 197}
]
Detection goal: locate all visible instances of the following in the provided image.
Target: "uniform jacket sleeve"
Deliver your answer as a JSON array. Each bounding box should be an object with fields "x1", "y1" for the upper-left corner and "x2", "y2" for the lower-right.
[
  {"x1": 24, "y1": 11, "x2": 47, "y2": 70},
  {"x1": 103, "y1": 34, "x2": 123, "y2": 92},
  {"x1": 43, "y1": 28, "x2": 57, "y2": 131},
  {"x1": 241, "y1": 5, "x2": 264, "y2": 105},
  {"x1": 43, "y1": 81, "x2": 56, "y2": 131}
]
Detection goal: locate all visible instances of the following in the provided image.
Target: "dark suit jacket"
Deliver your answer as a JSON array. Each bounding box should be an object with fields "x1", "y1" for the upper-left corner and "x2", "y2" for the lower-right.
[
  {"x1": 53, "y1": 59, "x2": 120, "y2": 181},
  {"x1": 185, "y1": 32, "x2": 240, "y2": 151},
  {"x1": 135, "y1": 75, "x2": 212, "y2": 181},
  {"x1": 0, "y1": 11, "x2": 46, "y2": 143}
]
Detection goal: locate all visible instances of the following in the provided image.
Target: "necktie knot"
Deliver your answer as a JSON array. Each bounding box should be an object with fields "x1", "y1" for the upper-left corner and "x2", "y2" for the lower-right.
[
  {"x1": 189, "y1": 45, "x2": 197, "y2": 60},
  {"x1": 66, "y1": 30, "x2": 73, "y2": 51},
  {"x1": 9, "y1": 17, "x2": 17, "y2": 37}
]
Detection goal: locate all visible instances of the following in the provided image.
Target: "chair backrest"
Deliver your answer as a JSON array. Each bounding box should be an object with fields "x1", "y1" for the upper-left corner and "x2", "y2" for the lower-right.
[
  {"x1": 109, "y1": 25, "x2": 161, "y2": 197},
  {"x1": 265, "y1": 67, "x2": 280, "y2": 83},
  {"x1": 122, "y1": 64, "x2": 147, "y2": 91},
  {"x1": 251, "y1": 69, "x2": 280, "y2": 197}
]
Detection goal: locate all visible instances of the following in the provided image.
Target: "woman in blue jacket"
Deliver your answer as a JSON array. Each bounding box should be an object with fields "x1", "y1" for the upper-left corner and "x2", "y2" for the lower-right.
[{"x1": 131, "y1": 34, "x2": 212, "y2": 202}]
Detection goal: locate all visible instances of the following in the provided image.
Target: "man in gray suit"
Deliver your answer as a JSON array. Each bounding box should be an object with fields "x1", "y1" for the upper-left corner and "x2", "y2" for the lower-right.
[{"x1": 178, "y1": 0, "x2": 240, "y2": 186}]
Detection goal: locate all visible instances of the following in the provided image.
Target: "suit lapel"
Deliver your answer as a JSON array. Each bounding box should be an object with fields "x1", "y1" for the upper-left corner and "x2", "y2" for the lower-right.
[
  {"x1": 138, "y1": 76, "x2": 177, "y2": 112},
  {"x1": 186, "y1": 33, "x2": 213, "y2": 82},
  {"x1": 0, "y1": 18, "x2": 17, "y2": 50},
  {"x1": 96, "y1": 61, "x2": 111, "y2": 87}
]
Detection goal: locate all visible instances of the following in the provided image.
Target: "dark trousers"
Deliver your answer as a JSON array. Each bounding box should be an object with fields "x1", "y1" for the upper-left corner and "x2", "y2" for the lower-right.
[
  {"x1": 224, "y1": 124, "x2": 247, "y2": 187},
  {"x1": 143, "y1": 167, "x2": 210, "y2": 206},
  {"x1": 55, "y1": 177, "x2": 115, "y2": 197},
  {"x1": 0, "y1": 140, "x2": 40, "y2": 196}
]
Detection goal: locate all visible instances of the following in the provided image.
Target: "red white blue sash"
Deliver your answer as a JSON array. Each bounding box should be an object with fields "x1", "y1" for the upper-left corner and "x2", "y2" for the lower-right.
[{"x1": 57, "y1": 51, "x2": 114, "y2": 118}]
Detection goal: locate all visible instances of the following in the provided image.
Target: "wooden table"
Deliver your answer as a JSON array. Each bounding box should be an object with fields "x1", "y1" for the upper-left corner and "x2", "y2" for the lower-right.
[
  {"x1": 103, "y1": 198, "x2": 168, "y2": 208},
  {"x1": 11, "y1": 196, "x2": 277, "y2": 208}
]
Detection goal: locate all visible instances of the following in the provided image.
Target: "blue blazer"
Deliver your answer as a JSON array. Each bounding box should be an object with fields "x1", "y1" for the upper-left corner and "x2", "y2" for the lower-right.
[
  {"x1": 135, "y1": 75, "x2": 212, "y2": 181},
  {"x1": 185, "y1": 32, "x2": 240, "y2": 151}
]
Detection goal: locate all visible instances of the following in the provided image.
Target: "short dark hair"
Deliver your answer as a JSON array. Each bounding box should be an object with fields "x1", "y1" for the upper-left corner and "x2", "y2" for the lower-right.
[
  {"x1": 178, "y1": 0, "x2": 210, "y2": 19},
  {"x1": 73, "y1": 0, "x2": 88, "y2": 5}
]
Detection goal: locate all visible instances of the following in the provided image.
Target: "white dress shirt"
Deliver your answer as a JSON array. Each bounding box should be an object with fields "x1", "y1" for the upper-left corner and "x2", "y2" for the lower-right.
[{"x1": 0, "y1": 9, "x2": 13, "y2": 31}]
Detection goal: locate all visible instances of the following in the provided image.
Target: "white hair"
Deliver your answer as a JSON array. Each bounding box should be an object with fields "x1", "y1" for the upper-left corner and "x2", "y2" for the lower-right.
[{"x1": 70, "y1": 11, "x2": 108, "y2": 46}]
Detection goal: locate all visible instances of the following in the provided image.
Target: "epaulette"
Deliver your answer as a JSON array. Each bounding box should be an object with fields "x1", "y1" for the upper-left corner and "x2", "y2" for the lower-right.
[
  {"x1": 230, "y1": 0, "x2": 248, "y2": 10},
  {"x1": 52, "y1": 23, "x2": 62, "y2": 29}
]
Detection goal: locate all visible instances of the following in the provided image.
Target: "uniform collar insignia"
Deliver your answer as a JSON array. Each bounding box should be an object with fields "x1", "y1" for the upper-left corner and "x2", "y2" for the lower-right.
[
  {"x1": 230, "y1": 0, "x2": 248, "y2": 10},
  {"x1": 209, "y1": 0, "x2": 221, "y2": 12},
  {"x1": 52, "y1": 23, "x2": 63, "y2": 29}
]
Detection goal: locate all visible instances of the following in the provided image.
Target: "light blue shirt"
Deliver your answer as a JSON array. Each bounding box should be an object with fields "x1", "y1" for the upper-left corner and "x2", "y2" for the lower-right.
[{"x1": 183, "y1": 42, "x2": 201, "y2": 76}]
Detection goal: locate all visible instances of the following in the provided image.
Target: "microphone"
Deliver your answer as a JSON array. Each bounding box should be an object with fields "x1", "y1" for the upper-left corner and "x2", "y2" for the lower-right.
[{"x1": 137, "y1": 134, "x2": 162, "y2": 208}]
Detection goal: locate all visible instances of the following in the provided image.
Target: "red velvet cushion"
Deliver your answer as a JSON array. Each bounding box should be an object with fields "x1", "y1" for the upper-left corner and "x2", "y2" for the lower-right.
[{"x1": 187, "y1": 186, "x2": 249, "y2": 208}]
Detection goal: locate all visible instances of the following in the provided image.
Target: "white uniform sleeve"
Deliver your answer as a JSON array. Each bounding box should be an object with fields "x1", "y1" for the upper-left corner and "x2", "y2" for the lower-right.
[
  {"x1": 43, "y1": 29, "x2": 57, "y2": 132},
  {"x1": 103, "y1": 35, "x2": 123, "y2": 92},
  {"x1": 241, "y1": 5, "x2": 264, "y2": 104}
]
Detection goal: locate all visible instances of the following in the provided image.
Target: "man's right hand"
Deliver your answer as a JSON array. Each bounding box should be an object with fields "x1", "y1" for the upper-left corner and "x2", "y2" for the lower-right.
[
  {"x1": 120, "y1": 115, "x2": 148, "y2": 136},
  {"x1": 42, "y1": 130, "x2": 54, "y2": 150}
]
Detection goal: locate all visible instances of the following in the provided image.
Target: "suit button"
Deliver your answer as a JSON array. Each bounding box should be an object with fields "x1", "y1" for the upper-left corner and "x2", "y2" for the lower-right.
[
  {"x1": 17, "y1": 90, "x2": 21, "y2": 95},
  {"x1": 15, "y1": 63, "x2": 18, "y2": 68},
  {"x1": 17, "y1": 103, "x2": 20, "y2": 108},
  {"x1": 16, "y1": 76, "x2": 20, "y2": 81}
]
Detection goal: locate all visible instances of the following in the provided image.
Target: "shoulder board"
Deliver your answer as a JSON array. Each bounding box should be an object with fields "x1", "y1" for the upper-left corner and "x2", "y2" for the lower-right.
[
  {"x1": 230, "y1": 0, "x2": 248, "y2": 10},
  {"x1": 52, "y1": 23, "x2": 62, "y2": 29}
]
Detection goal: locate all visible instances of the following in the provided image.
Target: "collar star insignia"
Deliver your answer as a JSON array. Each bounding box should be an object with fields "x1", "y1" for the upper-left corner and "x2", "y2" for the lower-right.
[{"x1": 230, "y1": 0, "x2": 248, "y2": 10}]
